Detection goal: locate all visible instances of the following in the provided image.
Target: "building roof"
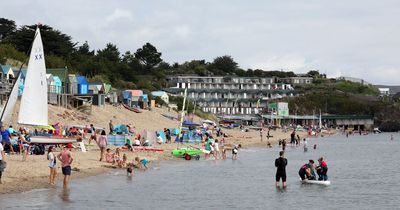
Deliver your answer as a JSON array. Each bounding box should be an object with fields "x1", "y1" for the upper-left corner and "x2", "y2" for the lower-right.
[
  {"x1": 163, "y1": 87, "x2": 296, "y2": 95},
  {"x1": 12, "y1": 68, "x2": 27, "y2": 79},
  {"x1": 46, "y1": 68, "x2": 69, "y2": 82},
  {"x1": 321, "y1": 115, "x2": 373, "y2": 120},
  {"x1": 53, "y1": 76, "x2": 62, "y2": 84},
  {"x1": 1, "y1": 65, "x2": 13, "y2": 74},
  {"x1": 76, "y1": 76, "x2": 88, "y2": 84},
  {"x1": 68, "y1": 74, "x2": 77, "y2": 83},
  {"x1": 151, "y1": 91, "x2": 168, "y2": 97},
  {"x1": 89, "y1": 81, "x2": 104, "y2": 85},
  {"x1": 262, "y1": 114, "x2": 318, "y2": 120}
]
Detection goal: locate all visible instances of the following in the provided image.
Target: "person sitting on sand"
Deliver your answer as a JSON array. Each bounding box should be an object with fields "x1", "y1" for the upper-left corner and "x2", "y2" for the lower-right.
[
  {"x1": 133, "y1": 138, "x2": 141, "y2": 146},
  {"x1": 105, "y1": 148, "x2": 114, "y2": 164},
  {"x1": 156, "y1": 133, "x2": 163, "y2": 144},
  {"x1": 113, "y1": 148, "x2": 122, "y2": 166},
  {"x1": 135, "y1": 157, "x2": 149, "y2": 170}
]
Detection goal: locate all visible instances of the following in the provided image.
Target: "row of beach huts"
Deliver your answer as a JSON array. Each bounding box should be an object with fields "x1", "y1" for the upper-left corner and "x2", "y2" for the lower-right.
[{"x1": 1, "y1": 65, "x2": 170, "y2": 110}]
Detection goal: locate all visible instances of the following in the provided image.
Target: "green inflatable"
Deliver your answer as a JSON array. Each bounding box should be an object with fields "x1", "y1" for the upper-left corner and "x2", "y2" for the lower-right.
[{"x1": 171, "y1": 148, "x2": 202, "y2": 160}]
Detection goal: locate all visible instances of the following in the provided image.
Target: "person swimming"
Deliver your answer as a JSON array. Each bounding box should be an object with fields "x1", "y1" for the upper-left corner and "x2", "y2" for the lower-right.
[{"x1": 299, "y1": 160, "x2": 316, "y2": 180}]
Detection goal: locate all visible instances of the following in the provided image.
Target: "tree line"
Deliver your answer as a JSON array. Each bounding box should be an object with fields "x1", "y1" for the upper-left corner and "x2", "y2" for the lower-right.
[{"x1": 0, "y1": 17, "x2": 314, "y2": 91}]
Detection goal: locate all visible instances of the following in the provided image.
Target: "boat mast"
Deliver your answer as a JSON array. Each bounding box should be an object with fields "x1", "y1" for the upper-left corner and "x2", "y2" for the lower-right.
[{"x1": 177, "y1": 88, "x2": 187, "y2": 146}]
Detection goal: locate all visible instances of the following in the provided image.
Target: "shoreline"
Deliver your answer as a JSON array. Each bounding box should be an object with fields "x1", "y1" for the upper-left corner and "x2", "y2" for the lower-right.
[{"x1": 0, "y1": 129, "x2": 334, "y2": 194}]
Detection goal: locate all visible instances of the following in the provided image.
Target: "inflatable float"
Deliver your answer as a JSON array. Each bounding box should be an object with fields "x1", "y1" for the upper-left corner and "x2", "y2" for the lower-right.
[{"x1": 172, "y1": 147, "x2": 202, "y2": 160}]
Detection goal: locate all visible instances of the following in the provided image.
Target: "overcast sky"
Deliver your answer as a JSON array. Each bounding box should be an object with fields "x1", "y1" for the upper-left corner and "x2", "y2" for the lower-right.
[{"x1": 3, "y1": 0, "x2": 400, "y2": 85}]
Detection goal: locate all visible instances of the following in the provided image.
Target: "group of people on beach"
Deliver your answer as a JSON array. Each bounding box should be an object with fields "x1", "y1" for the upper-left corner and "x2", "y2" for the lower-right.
[{"x1": 203, "y1": 131, "x2": 241, "y2": 160}]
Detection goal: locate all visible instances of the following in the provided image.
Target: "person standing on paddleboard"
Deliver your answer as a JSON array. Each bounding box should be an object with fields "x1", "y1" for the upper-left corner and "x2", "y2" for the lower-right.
[{"x1": 275, "y1": 151, "x2": 287, "y2": 188}]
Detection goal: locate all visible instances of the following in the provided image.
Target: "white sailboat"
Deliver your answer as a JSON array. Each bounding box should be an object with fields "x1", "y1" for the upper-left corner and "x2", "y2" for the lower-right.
[
  {"x1": 0, "y1": 27, "x2": 75, "y2": 144},
  {"x1": 18, "y1": 27, "x2": 48, "y2": 126}
]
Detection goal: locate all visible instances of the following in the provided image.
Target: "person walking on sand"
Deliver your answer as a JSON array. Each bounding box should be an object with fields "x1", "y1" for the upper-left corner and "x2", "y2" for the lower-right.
[
  {"x1": 57, "y1": 145, "x2": 74, "y2": 189},
  {"x1": 88, "y1": 124, "x2": 96, "y2": 145},
  {"x1": 47, "y1": 146, "x2": 57, "y2": 185},
  {"x1": 275, "y1": 151, "x2": 287, "y2": 188},
  {"x1": 109, "y1": 120, "x2": 114, "y2": 134},
  {"x1": 96, "y1": 130, "x2": 108, "y2": 161}
]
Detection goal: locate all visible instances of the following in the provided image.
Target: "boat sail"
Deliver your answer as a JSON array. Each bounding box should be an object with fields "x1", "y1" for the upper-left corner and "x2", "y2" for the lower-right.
[
  {"x1": 17, "y1": 27, "x2": 48, "y2": 126},
  {"x1": 0, "y1": 27, "x2": 75, "y2": 144},
  {"x1": 0, "y1": 73, "x2": 22, "y2": 123}
]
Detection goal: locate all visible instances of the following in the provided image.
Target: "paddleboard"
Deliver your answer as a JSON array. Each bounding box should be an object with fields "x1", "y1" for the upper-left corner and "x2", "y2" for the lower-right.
[{"x1": 300, "y1": 179, "x2": 331, "y2": 186}]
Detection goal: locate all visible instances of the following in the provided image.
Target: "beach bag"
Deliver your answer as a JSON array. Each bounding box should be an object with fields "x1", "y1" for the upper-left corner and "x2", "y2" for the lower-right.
[{"x1": 33, "y1": 144, "x2": 45, "y2": 155}]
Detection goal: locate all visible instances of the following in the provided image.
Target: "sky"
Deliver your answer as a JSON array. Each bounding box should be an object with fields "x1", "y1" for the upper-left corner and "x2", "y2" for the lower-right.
[{"x1": 2, "y1": 0, "x2": 400, "y2": 85}]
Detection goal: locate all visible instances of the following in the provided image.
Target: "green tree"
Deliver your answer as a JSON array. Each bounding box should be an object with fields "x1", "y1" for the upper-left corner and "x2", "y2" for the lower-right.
[
  {"x1": 0, "y1": 18, "x2": 16, "y2": 41},
  {"x1": 209, "y1": 55, "x2": 238, "y2": 75},
  {"x1": 5, "y1": 24, "x2": 75, "y2": 57},
  {"x1": 134, "y1": 42, "x2": 162, "y2": 72},
  {"x1": 0, "y1": 43, "x2": 26, "y2": 63}
]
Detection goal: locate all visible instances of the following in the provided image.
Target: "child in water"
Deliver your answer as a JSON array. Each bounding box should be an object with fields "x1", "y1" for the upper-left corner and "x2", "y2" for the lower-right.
[
  {"x1": 135, "y1": 157, "x2": 150, "y2": 170},
  {"x1": 232, "y1": 144, "x2": 241, "y2": 160},
  {"x1": 126, "y1": 163, "x2": 134, "y2": 176}
]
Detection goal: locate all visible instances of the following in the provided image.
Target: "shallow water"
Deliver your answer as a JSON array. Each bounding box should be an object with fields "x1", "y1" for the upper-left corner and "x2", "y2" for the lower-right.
[{"x1": 1, "y1": 133, "x2": 399, "y2": 210}]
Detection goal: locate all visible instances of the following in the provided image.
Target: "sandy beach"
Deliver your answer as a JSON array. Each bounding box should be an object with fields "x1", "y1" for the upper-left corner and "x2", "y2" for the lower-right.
[{"x1": 0, "y1": 104, "x2": 327, "y2": 194}]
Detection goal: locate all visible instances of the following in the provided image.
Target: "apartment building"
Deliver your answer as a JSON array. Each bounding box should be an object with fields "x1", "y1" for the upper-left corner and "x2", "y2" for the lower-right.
[{"x1": 164, "y1": 76, "x2": 296, "y2": 115}]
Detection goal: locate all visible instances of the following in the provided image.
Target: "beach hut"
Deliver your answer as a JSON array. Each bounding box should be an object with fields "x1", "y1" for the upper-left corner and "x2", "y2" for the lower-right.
[
  {"x1": 47, "y1": 68, "x2": 69, "y2": 93},
  {"x1": 46, "y1": 74, "x2": 55, "y2": 93},
  {"x1": 1, "y1": 65, "x2": 15, "y2": 80},
  {"x1": 104, "y1": 83, "x2": 112, "y2": 94},
  {"x1": 12, "y1": 68, "x2": 27, "y2": 81},
  {"x1": 68, "y1": 74, "x2": 78, "y2": 94},
  {"x1": 122, "y1": 90, "x2": 132, "y2": 103},
  {"x1": 92, "y1": 94, "x2": 106, "y2": 106},
  {"x1": 76, "y1": 76, "x2": 89, "y2": 94},
  {"x1": 53, "y1": 76, "x2": 62, "y2": 94},
  {"x1": 125, "y1": 89, "x2": 143, "y2": 97},
  {"x1": 151, "y1": 91, "x2": 169, "y2": 104},
  {"x1": 88, "y1": 81, "x2": 104, "y2": 94}
]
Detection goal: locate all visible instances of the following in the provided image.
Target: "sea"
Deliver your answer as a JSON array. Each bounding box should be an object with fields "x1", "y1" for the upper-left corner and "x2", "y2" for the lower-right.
[{"x1": 0, "y1": 132, "x2": 399, "y2": 210}]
